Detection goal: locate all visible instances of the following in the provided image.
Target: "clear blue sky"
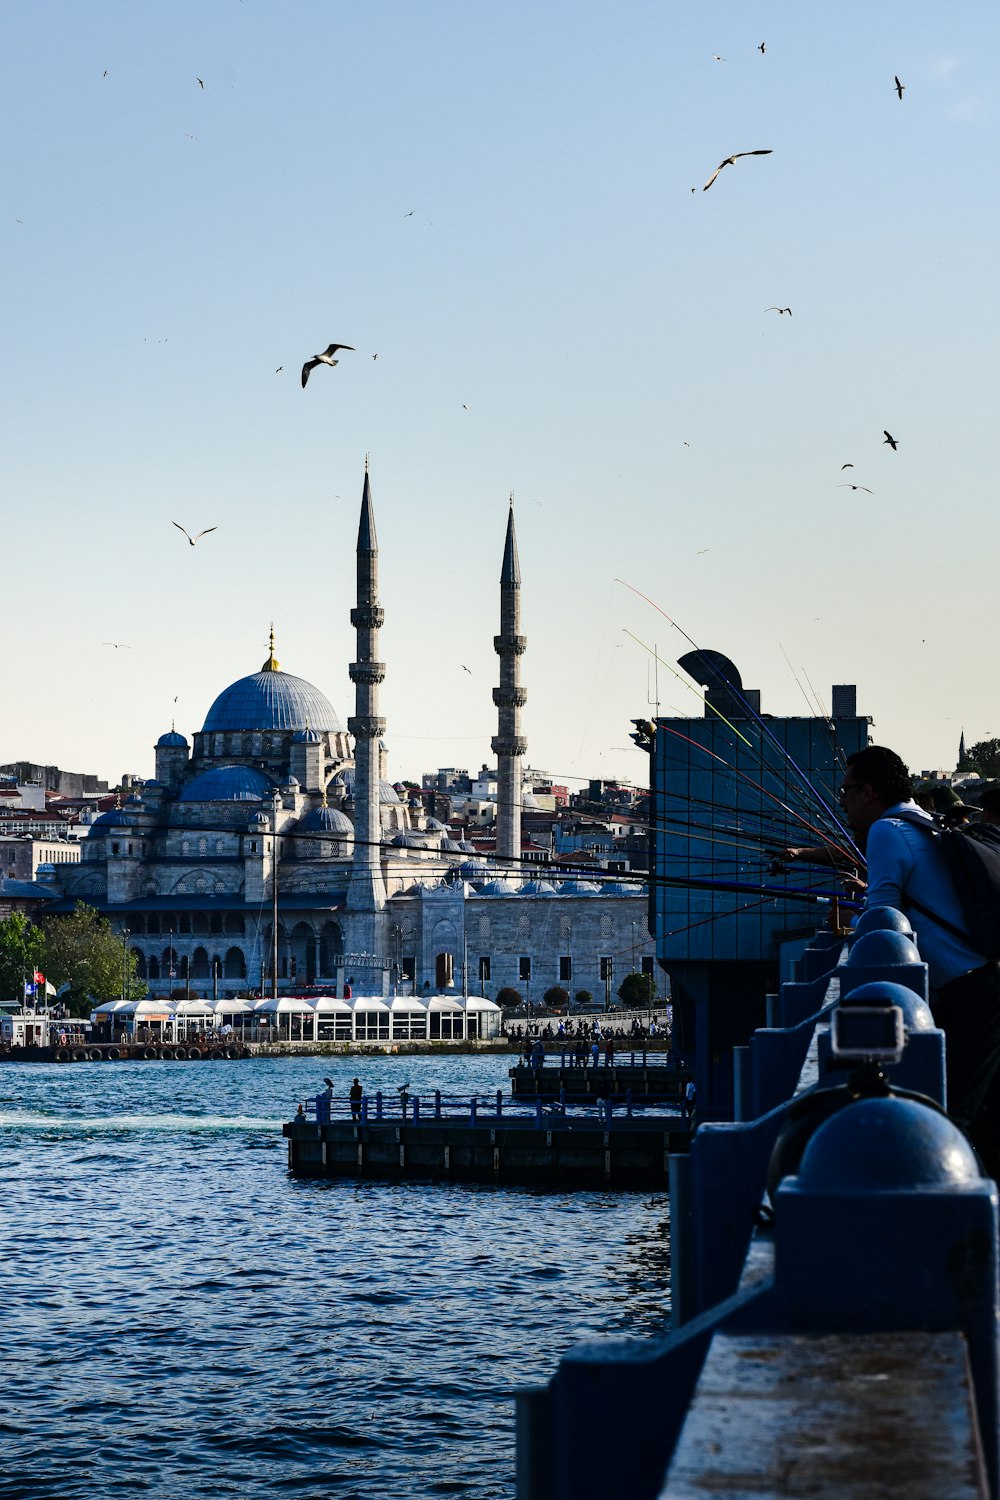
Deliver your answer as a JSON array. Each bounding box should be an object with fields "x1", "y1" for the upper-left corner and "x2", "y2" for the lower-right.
[{"x1": 3, "y1": 2, "x2": 997, "y2": 788}]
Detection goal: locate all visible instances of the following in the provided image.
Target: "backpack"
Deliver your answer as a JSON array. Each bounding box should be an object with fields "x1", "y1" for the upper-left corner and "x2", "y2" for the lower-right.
[{"x1": 891, "y1": 811, "x2": 1000, "y2": 960}]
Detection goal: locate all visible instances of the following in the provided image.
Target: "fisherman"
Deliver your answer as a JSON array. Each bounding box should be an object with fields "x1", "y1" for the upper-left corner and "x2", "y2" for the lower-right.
[
  {"x1": 319, "y1": 1076, "x2": 335, "y2": 1123},
  {"x1": 839, "y1": 745, "x2": 1000, "y2": 1170},
  {"x1": 349, "y1": 1077, "x2": 363, "y2": 1121}
]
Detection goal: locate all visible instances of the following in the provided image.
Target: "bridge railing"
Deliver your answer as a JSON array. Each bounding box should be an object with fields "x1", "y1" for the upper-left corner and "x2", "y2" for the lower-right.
[{"x1": 517, "y1": 912, "x2": 1000, "y2": 1500}]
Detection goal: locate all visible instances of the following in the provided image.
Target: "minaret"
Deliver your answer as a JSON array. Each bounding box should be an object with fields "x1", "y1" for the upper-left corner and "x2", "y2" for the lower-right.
[
  {"x1": 492, "y1": 499, "x2": 527, "y2": 869},
  {"x1": 347, "y1": 465, "x2": 387, "y2": 917}
]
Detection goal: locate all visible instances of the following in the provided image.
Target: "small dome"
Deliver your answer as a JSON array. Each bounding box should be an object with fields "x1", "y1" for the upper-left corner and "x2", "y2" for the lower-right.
[
  {"x1": 333, "y1": 769, "x2": 401, "y2": 804},
  {"x1": 558, "y1": 879, "x2": 601, "y2": 894},
  {"x1": 286, "y1": 775, "x2": 300, "y2": 789},
  {"x1": 157, "y1": 730, "x2": 188, "y2": 748},
  {"x1": 457, "y1": 839, "x2": 477, "y2": 853},
  {"x1": 441, "y1": 838, "x2": 464, "y2": 852},
  {"x1": 292, "y1": 727, "x2": 323, "y2": 745},
  {"x1": 424, "y1": 817, "x2": 447, "y2": 831},
  {"x1": 479, "y1": 878, "x2": 518, "y2": 896},
  {"x1": 89, "y1": 808, "x2": 131, "y2": 833},
  {"x1": 178, "y1": 765, "x2": 276, "y2": 803},
  {"x1": 602, "y1": 880, "x2": 640, "y2": 895},
  {"x1": 392, "y1": 832, "x2": 424, "y2": 848},
  {"x1": 518, "y1": 878, "x2": 558, "y2": 895},
  {"x1": 299, "y1": 805, "x2": 353, "y2": 836},
  {"x1": 458, "y1": 859, "x2": 492, "y2": 881}
]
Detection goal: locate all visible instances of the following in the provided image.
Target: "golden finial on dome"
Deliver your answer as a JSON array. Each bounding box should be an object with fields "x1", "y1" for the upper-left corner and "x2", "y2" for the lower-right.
[
  {"x1": 320, "y1": 784, "x2": 328, "y2": 808},
  {"x1": 261, "y1": 622, "x2": 280, "y2": 673}
]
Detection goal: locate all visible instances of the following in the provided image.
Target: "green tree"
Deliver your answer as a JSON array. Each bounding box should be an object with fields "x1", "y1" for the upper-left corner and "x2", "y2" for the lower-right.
[
  {"x1": 965, "y1": 740, "x2": 1000, "y2": 777},
  {"x1": 41, "y1": 903, "x2": 146, "y2": 1017},
  {"x1": 574, "y1": 989, "x2": 593, "y2": 1006},
  {"x1": 617, "y1": 971, "x2": 656, "y2": 1009},
  {"x1": 496, "y1": 986, "x2": 522, "y2": 1009},
  {"x1": 542, "y1": 985, "x2": 570, "y2": 1011},
  {"x1": 0, "y1": 912, "x2": 47, "y2": 1003}
]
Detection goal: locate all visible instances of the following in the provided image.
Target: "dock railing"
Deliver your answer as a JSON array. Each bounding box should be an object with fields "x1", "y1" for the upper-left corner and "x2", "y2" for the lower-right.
[
  {"x1": 517, "y1": 911, "x2": 1000, "y2": 1500},
  {"x1": 302, "y1": 1089, "x2": 684, "y2": 1129}
]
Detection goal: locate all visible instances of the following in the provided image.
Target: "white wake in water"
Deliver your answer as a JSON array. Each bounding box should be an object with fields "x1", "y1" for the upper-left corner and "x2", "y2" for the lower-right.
[{"x1": 0, "y1": 1112, "x2": 284, "y2": 1131}]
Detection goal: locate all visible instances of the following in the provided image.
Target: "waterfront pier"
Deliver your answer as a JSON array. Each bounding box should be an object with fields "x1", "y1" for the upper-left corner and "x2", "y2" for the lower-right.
[{"x1": 284, "y1": 1090, "x2": 688, "y2": 1188}]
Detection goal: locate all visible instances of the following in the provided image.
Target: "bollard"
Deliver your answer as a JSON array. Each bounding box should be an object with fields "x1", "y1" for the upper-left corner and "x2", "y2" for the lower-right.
[
  {"x1": 376, "y1": 1090, "x2": 383, "y2": 1120},
  {"x1": 435, "y1": 1089, "x2": 441, "y2": 1119},
  {"x1": 497, "y1": 1089, "x2": 503, "y2": 1118}
]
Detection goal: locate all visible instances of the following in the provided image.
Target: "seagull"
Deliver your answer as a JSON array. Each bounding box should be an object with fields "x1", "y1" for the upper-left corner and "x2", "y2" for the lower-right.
[
  {"x1": 758, "y1": 42, "x2": 766, "y2": 54},
  {"x1": 837, "y1": 484, "x2": 874, "y2": 493},
  {"x1": 695, "y1": 548, "x2": 710, "y2": 555},
  {"x1": 301, "y1": 343, "x2": 355, "y2": 387},
  {"x1": 172, "y1": 522, "x2": 217, "y2": 546},
  {"x1": 461, "y1": 665, "x2": 472, "y2": 674},
  {"x1": 404, "y1": 210, "x2": 415, "y2": 217},
  {"x1": 275, "y1": 366, "x2": 283, "y2": 372},
  {"x1": 197, "y1": 77, "x2": 204, "y2": 88},
  {"x1": 372, "y1": 352, "x2": 378, "y2": 360},
  {"x1": 712, "y1": 55, "x2": 725, "y2": 62},
  {"x1": 841, "y1": 463, "x2": 854, "y2": 469},
  {"x1": 883, "y1": 430, "x2": 899, "y2": 450},
  {"x1": 765, "y1": 306, "x2": 792, "y2": 316},
  {"x1": 894, "y1": 75, "x2": 905, "y2": 100},
  {"x1": 103, "y1": 69, "x2": 108, "y2": 77},
  {"x1": 102, "y1": 642, "x2": 132, "y2": 649},
  {"x1": 703, "y1": 149, "x2": 773, "y2": 191}
]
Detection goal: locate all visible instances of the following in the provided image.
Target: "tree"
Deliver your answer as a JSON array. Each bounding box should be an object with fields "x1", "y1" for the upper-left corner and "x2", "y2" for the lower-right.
[
  {"x1": 542, "y1": 985, "x2": 570, "y2": 1011},
  {"x1": 41, "y1": 903, "x2": 147, "y2": 1016},
  {"x1": 965, "y1": 740, "x2": 1000, "y2": 777},
  {"x1": 574, "y1": 989, "x2": 593, "y2": 1006},
  {"x1": 0, "y1": 912, "x2": 47, "y2": 1003},
  {"x1": 617, "y1": 971, "x2": 656, "y2": 1009},
  {"x1": 496, "y1": 986, "x2": 523, "y2": 1009}
]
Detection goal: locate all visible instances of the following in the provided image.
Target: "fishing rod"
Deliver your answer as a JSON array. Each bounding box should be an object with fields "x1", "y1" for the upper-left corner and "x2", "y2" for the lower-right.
[{"x1": 617, "y1": 579, "x2": 861, "y2": 854}]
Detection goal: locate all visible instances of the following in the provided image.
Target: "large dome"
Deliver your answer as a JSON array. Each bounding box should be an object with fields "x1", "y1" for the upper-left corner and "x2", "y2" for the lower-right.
[
  {"x1": 179, "y1": 766, "x2": 276, "y2": 802},
  {"x1": 202, "y1": 668, "x2": 343, "y2": 734}
]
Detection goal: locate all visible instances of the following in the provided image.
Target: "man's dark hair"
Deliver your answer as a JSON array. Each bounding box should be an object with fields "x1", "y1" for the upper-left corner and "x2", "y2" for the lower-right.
[
  {"x1": 980, "y1": 786, "x2": 1000, "y2": 818},
  {"x1": 845, "y1": 746, "x2": 912, "y2": 806}
]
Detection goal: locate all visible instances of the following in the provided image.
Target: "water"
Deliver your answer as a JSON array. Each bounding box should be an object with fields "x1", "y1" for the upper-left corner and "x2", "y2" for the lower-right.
[{"x1": 0, "y1": 1054, "x2": 670, "y2": 1500}]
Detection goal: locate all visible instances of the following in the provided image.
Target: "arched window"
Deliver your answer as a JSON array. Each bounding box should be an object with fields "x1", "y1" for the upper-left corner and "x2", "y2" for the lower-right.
[
  {"x1": 224, "y1": 947, "x2": 246, "y2": 979},
  {"x1": 319, "y1": 921, "x2": 344, "y2": 976},
  {"x1": 148, "y1": 955, "x2": 161, "y2": 980},
  {"x1": 191, "y1": 947, "x2": 210, "y2": 979},
  {"x1": 131, "y1": 949, "x2": 146, "y2": 979}
]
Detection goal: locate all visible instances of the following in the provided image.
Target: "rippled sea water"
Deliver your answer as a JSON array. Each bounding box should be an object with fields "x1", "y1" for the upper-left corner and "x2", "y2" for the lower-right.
[{"x1": 0, "y1": 1053, "x2": 670, "y2": 1500}]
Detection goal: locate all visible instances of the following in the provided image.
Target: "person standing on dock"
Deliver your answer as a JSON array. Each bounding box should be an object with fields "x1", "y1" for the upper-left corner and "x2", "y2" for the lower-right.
[
  {"x1": 605, "y1": 1037, "x2": 615, "y2": 1067},
  {"x1": 349, "y1": 1078, "x2": 363, "y2": 1121},
  {"x1": 590, "y1": 1040, "x2": 600, "y2": 1069},
  {"x1": 684, "y1": 1078, "x2": 697, "y2": 1123}
]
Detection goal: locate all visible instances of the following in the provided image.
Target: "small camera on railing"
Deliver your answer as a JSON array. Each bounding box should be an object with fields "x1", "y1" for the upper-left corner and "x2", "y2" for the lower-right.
[{"x1": 829, "y1": 1001, "x2": 905, "y2": 1069}]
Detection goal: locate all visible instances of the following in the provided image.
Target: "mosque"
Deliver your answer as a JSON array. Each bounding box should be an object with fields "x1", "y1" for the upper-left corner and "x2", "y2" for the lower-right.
[{"x1": 56, "y1": 471, "x2": 653, "y2": 1001}]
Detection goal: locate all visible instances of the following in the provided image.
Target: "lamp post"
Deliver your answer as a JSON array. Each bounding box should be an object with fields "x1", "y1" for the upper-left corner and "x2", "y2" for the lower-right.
[
  {"x1": 121, "y1": 928, "x2": 130, "y2": 1005},
  {"x1": 271, "y1": 789, "x2": 281, "y2": 1003}
]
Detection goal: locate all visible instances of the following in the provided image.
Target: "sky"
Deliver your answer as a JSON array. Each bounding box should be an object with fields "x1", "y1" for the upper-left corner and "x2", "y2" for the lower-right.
[{"x1": 3, "y1": 2, "x2": 998, "y2": 790}]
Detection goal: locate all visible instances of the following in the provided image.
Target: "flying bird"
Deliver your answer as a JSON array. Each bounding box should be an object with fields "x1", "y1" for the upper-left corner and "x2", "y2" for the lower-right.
[
  {"x1": 758, "y1": 42, "x2": 766, "y2": 54},
  {"x1": 461, "y1": 665, "x2": 472, "y2": 674},
  {"x1": 172, "y1": 522, "x2": 217, "y2": 546},
  {"x1": 837, "y1": 484, "x2": 874, "y2": 494},
  {"x1": 841, "y1": 463, "x2": 854, "y2": 469},
  {"x1": 275, "y1": 366, "x2": 282, "y2": 373},
  {"x1": 404, "y1": 210, "x2": 415, "y2": 217},
  {"x1": 765, "y1": 306, "x2": 792, "y2": 316},
  {"x1": 197, "y1": 77, "x2": 204, "y2": 88},
  {"x1": 301, "y1": 343, "x2": 355, "y2": 387},
  {"x1": 102, "y1": 642, "x2": 132, "y2": 649},
  {"x1": 712, "y1": 54, "x2": 725, "y2": 62},
  {"x1": 372, "y1": 352, "x2": 378, "y2": 360},
  {"x1": 702, "y1": 149, "x2": 773, "y2": 191},
  {"x1": 894, "y1": 75, "x2": 905, "y2": 100},
  {"x1": 883, "y1": 430, "x2": 899, "y2": 450}
]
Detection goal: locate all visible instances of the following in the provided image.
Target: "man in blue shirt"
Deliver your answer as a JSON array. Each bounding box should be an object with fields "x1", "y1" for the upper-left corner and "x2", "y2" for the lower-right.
[{"x1": 840, "y1": 745, "x2": 1000, "y2": 1171}]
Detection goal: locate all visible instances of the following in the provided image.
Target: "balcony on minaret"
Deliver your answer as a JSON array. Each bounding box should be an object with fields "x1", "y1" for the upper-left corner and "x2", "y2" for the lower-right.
[
  {"x1": 494, "y1": 634, "x2": 527, "y2": 655},
  {"x1": 350, "y1": 605, "x2": 385, "y2": 630},
  {"x1": 493, "y1": 686, "x2": 528, "y2": 707},
  {"x1": 492, "y1": 735, "x2": 528, "y2": 757}
]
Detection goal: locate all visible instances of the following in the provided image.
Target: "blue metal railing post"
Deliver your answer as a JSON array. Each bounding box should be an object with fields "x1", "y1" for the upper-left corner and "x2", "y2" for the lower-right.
[
  {"x1": 470, "y1": 1095, "x2": 477, "y2": 1124},
  {"x1": 435, "y1": 1088, "x2": 441, "y2": 1118},
  {"x1": 361, "y1": 1096, "x2": 368, "y2": 1122},
  {"x1": 413, "y1": 1096, "x2": 420, "y2": 1123},
  {"x1": 497, "y1": 1089, "x2": 503, "y2": 1117}
]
